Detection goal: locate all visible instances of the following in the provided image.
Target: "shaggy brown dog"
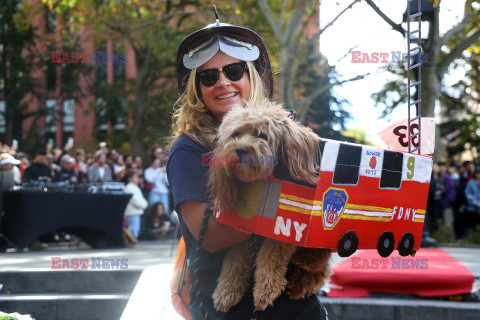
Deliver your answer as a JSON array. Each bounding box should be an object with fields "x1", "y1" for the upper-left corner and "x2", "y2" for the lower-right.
[{"x1": 209, "y1": 100, "x2": 331, "y2": 311}]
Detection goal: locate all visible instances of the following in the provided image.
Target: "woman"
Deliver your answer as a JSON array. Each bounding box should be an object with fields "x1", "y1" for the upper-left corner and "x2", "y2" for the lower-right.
[
  {"x1": 141, "y1": 202, "x2": 175, "y2": 240},
  {"x1": 167, "y1": 16, "x2": 327, "y2": 320},
  {"x1": 87, "y1": 151, "x2": 113, "y2": 182},
  {"x1": 123, "y1": 171, "x2": 148, "y2": 241},
  {"x1": 144, "y1": 158, "x2": 170, "y2": 211}
]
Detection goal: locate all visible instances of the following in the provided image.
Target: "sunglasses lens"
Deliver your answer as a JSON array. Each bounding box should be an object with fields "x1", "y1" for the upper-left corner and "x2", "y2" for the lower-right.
[
  {"x1": 224, "y1": 63, "x2": 246, "y2": 81},
  {"x1": 197, "y1": 62, "x2": 247, "y2": 87},
  {"x1": 198, "y1": 69, "x2": 219, "y2": 87}
]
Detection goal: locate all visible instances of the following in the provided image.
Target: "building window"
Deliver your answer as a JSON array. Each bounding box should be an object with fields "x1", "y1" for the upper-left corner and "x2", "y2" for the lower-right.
[
  {"x1": 46, "y1": 99, "x2": 57, "y2": 133},
  {"x1": 63, "y1": 99, "x2": 75, "y2": 132}
]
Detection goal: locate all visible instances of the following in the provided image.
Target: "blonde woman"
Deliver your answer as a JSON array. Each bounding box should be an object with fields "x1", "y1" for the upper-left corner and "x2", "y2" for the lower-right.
[{"x1": 167, "y1": 15, "x2": 327, "y2": 320}]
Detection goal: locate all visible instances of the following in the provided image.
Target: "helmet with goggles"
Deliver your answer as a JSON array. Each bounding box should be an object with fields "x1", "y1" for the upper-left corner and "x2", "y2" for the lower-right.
[{"x1": 177, "y1": 11, "x2": 273, "y2": 98}]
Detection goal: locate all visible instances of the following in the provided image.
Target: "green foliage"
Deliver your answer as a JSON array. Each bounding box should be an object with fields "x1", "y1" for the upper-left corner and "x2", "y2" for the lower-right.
[
  {"x1": 0, "y1": 315, "x2": 19, "y2": 320},
  {"x1": 431, "y1": 224, "x2": 453, "y2": 244},
  {"x1": 370, "y1": 63, "x2": 408, "y2": 119},
  {"x1": 458, "y1": 225, "x2": 480, "y2": 245},
  {"x1": 439, "y1": 51, "x2": 480, "y2": 158}
]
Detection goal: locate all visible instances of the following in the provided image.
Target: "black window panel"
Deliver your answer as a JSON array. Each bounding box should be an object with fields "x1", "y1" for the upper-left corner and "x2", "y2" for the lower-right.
[
  {"x1": 333, "y1": 144, "x2": 362, "y2": 185},
  {"x1": 380, "y1": 151, "x2": 403, "y2": 189}
]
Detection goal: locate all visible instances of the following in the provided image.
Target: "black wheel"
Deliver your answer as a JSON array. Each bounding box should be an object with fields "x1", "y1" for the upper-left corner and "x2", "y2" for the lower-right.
[
  {"x1": 337, "y1": 231, "x2": 359, "y2": 257},
  {"x1": 398, "y1": 232, "x2": 415, "y2": 256},
  {"x1": 377, "y1": 231, "x2": 395, "y2": 258}
]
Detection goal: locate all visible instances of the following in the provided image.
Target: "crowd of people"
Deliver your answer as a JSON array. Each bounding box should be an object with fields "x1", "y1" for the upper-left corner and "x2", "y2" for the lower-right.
[
  {"x1": 0, "y1": 141, "x2": 176, "y2": 243},
  {"x1": 427, "y1": 161, "x2": 480, "y2": 241}
]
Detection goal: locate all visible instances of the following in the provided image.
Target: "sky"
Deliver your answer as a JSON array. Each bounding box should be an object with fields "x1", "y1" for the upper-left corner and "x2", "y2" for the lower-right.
[{"x1": 319, "y1": 0, "x2": 466, "y2": 146}]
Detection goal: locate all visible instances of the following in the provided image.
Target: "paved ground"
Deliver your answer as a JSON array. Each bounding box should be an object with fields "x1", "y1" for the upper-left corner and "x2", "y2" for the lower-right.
[{"x1": 1, "y1": 241, "x2": 479, "y2": 319}]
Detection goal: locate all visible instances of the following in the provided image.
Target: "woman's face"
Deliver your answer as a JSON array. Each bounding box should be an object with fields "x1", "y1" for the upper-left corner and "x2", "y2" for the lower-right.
[
  {"x1": 198, "y1": 51, "x2": 250, "y2": 120},
  {"x1": 156, "y1": 204, "x2": 164, "y2": 216}
]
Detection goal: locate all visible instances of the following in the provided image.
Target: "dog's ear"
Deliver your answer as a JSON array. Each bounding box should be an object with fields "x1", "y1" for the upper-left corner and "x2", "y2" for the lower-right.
[
  {"x1": 208, "y1": 163, "x2": 239, "y2": 210},
  {"x1": 281, "y1": 121, "x2": 320, "y2": 185}
]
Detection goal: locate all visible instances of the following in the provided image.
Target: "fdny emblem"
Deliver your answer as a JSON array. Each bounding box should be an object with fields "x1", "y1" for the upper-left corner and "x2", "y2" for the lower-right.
[{"x1": 322, "y1": 187, "x2": 349, "y2": 230}]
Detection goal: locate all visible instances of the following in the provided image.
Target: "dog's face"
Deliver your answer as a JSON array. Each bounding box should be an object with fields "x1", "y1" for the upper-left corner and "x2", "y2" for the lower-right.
[
  {"x1": 215, "y1": 101, "x2": 289, "y2": 183},
  {"x1": 209, "y1": 100, "x2": 320, "y2": 210}
]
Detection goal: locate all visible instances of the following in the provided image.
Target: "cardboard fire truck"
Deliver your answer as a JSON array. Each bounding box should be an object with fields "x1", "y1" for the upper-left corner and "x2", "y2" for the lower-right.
[{"x1": 213, "y1": 138, "x2": 433, "y2": 258}]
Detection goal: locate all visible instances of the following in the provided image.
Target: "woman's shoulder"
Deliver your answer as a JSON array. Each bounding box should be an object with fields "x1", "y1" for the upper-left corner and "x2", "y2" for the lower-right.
[{"x1": 170, "y1": 135, "x2": 209, "y2": 153}]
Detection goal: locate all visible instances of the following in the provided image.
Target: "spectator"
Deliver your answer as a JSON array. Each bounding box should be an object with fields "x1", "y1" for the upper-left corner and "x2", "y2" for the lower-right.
[
  {"x1": 56, "y1": 155, "x2": 78, "y2": 183},
  {"x1": 46, "y1": 152, "x2": 60, "y2": 180},
  {"x1": 144, "y1": 158, "x2": 169, "y2": 211},
  {"x1": 88, "y1": 151, "x2": 113, "y2": 182},
  {"x1": 426, "y1": 162, "x2": 445, "y2": 234},
  {"x1": 113, "y1": 154, "x2": 124, "y2": 177},
  {"x1": 123, "y1": 171, "x2": 148, "y2": 242},
  {"x1": 0, "y1": 155, "x2": 21, "y2": 189},
  {"x1": 98, "y1": 141, "x2": 109, "y2": 154},
  {"x1": 463, "y1": 167, "x2": 480, "y2": 236},
  {"x1": 140, "y1": 202, "x2": 175, "y2": 241},
  {"x1": 22, "y1": 150, "x2": 53, "y2": 182},
  {"x1": 17, "y1": 152, "x2": 29, "y2": 178},
  {"x1": 74, "y1": 149, "x2": 88, "y2": 182},
  {"x1": 150, "y1": 147, "x2": 165, "y2": 164},
  {"x1": 439, "y1": 162, "x2": 456, "y2": 240}
]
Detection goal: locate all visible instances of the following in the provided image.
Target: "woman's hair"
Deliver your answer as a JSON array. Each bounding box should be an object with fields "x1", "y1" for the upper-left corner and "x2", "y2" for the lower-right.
[
  {"x1": 169, "y1": 61, "x2": 267, "y2": 149},
  {"x1": 147, "y1": 202, "x2": 165, "y2": 218},
  {"x1": 122, "y1": 171, "x2": 137, "y2": 184}
]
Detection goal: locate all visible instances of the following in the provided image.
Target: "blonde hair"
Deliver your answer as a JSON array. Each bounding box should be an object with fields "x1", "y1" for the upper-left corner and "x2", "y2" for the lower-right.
[{"x1": 169, "y1": 61, "x2": 267, "y2": 150}]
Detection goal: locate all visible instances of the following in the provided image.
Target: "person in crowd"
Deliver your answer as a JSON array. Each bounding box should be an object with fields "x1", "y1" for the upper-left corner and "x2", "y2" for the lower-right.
[
  {"x1": 46, "y1": 152, "x2": 60, "y2": 180},
  {"x1": 74, "y1": 149, "x2": 88, "y2": 183},
  {"x1": 426, "y1": 162, "x2": 445, "y2": 235},
  {"x1": 167, "y1": 17, "x2": 328, "y2": 319},
  {"x1": 56, "y1": 155, "x2": 78, "y2": 183},
  {"x1": 463, "y1": 167, "x2": 480, "y2": 236},
  {"x1": 123, "y1": 171, "x2": 148, "y2": 242},
  {"x1": 107, "y1": 150, "x2": 119, "y2": 180},
  {"x1": 113, "y1": 154, "x2": 124, "y2": 177},
  {"x1": 140, "y1": 202, "x2": 175, "y2": 241},
  {"x1": 144, "y1": 158, "x2": 169, "y2": 211},
  {"x1": 88, "y1": 151, "x2": 113, "y2": 182},
  {"x1": 22, "y1": 150, "x2": 53, "y2": 182},
  {"x1": 98, "y1": 141, "x2": 109, "y2": 154},
  {"x1": 0, "y1": 155, "x2": 21, "y2": 189},
  {"x1": 438, "y1": 162, "x2": 456, "y2": 240},
  {"x1": 150, "y1": 147, "x2": 165, "y2": 164},
  {"x1": 17, "y1": 152, "x2": 29, "y2": 178}
]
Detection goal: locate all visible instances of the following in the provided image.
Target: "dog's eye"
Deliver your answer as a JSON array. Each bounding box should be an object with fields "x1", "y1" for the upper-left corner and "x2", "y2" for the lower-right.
[
  {"x1": 232, "y1": 132, "x2": 240, "y2": 139},
  {"x1": 257, "y1": 132, "x2": 268, "y2": 141}
]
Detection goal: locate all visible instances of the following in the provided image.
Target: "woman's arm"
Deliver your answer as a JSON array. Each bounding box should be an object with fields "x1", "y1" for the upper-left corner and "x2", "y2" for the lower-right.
[{"x1": 180, "y1": 199, "x2": 249, "y2": 253}]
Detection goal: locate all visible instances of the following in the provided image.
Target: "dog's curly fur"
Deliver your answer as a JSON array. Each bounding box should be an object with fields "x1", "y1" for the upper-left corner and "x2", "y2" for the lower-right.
[{"x1": 209, "y1": 100, "x2": 331, "y2": 311}]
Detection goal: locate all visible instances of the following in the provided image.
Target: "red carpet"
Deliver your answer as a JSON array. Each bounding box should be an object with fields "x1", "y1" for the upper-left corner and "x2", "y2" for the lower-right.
[{"x1": 328, "y1": 248, "x2": 474, "y2": 297}]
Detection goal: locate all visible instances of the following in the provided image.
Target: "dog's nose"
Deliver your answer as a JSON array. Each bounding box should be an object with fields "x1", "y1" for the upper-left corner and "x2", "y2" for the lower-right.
[{"x1": 235, "y1": 146, "x2": 248, "y2": 157}]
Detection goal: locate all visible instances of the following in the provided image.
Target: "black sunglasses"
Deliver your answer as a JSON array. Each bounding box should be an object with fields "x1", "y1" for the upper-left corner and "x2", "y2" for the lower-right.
[{"x1": 196, "y1": 62, "x2": 247, "y2": 87}]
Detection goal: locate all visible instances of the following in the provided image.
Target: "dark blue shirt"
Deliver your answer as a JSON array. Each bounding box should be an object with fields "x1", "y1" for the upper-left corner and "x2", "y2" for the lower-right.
[{"x1": 167, "y1": 135, "x2": 227, "y2": 299}]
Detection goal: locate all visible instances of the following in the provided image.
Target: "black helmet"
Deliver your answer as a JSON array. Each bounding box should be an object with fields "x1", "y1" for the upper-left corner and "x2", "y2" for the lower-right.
[{"x1": 177, "y1": 19, "x2": 273, "y2": 99}]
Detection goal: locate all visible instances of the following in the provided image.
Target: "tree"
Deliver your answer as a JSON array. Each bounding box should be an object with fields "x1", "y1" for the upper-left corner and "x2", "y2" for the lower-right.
[
  {"x1": 365, "y1": 0, "x2": 480, "y2": 160},
  {"x1": 439, "y1": 47, "x2": 480, "y2": 159},
  {"x1": 0, "y1": 0, "x2": 40, "y2": 145},
  {"x1": 45, "y1": 0, "x2": 204, "y2": 158},
  {"x1": 216, "y1": 0, "x2": 365, "y2": 137}
]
